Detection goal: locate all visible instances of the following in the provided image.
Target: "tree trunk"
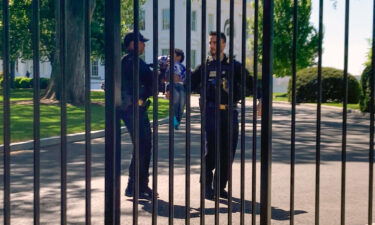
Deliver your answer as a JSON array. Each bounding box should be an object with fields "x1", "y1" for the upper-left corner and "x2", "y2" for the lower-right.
[{"x1": 43, "y1": 0, "x2": 96, "y2": 105}]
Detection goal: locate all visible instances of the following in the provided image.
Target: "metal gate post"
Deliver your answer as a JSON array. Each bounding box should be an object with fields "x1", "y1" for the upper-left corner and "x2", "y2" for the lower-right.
[
  {"x1": 260, "y1": 0, "x2": 274, "y2": 224},
  {"x1": 104, "y1": 0, "x2": 121, "y2": 223}
]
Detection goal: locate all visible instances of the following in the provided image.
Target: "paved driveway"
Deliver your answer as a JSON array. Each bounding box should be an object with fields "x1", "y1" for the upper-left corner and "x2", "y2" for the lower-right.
[{"x1": 0, "y1": 99, "x2": 373, "y2": 224}]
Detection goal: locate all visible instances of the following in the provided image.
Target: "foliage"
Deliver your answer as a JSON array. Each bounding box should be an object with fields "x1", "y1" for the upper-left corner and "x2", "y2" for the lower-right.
[
  {"x1": 0, "y1": 0, "x2": 145, "y2": 60},
  {"x1": 11, "y1": 76, "x2": 50, "y2": 89},
  {"x1": 257, "y1": 0, "x2": 319, "y2": 77},
  {"x1": 0, "y1": 0, "x2": 55, "y2": 61},
  {"x1": 364, "y1": 39, "x2": 373, "y2": 67},
  {"x1": 359, "y1": 66, "x2": 373, "y2": 112},
  {"x1": 287, "y1": 67, "x2": 361, "y2": 104},
  {"x1": 14, "y1": 77, "x2": 32, "y2": 88},
  {"x1": 91, "y1": 0, "x2": 146, "y2": 58},
  {"x1": 38, "y1": 77, "x2": 50, "y2": 89}
]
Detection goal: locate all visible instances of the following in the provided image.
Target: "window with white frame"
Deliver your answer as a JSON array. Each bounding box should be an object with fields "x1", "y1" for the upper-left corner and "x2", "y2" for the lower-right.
[
  {"x1": 91, "y1": 60, "x2": 99, "y2": 78},
  {"x1": 192, "y1": 11, "x2": 197, "y2": 31},
  {"x1": 162, "y1": 9, "x2": 169, "y2": 30},
  {"x1": 208, "y1": 14, "x2": 214, "y2": 32},
  {"x1": 191, "y1": 50, "x2": 197, "y2": 69},
  {"x1": 140, "y1": 9, "x2": 145, "y2": 30}
]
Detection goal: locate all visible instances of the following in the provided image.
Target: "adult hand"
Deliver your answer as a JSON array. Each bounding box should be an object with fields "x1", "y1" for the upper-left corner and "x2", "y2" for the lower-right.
[{"x1": 165, "y1": 91, "x2": 170, "y2": 100}]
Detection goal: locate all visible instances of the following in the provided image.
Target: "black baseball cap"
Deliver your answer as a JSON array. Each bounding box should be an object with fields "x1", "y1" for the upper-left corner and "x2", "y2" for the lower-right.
[{"x1": 123, "y1": 32, "x2": 149, "y2": 48}]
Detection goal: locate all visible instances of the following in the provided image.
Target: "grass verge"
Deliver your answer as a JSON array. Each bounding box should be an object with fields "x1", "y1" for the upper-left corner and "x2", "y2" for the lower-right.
[
  {"x1": 0, "y1": 89, "x2": 169, "y2": 144},
  {"x1": 272, "y1": 92, "x2": 361, "y2": 111}
]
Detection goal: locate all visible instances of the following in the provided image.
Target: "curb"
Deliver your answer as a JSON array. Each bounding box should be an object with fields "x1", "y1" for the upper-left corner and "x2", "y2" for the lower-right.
[{"x1": 0, "y1": 117, "x2": 170, "y2": 152}]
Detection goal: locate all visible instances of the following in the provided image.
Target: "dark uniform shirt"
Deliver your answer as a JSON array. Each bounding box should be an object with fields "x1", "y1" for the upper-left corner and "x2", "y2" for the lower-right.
[
  {"x1": 191, "y1": 54, "x2": 252, "y2": 105},
  {"x1": 121, "y1": 52, "x2": 153, "y2": 103}
]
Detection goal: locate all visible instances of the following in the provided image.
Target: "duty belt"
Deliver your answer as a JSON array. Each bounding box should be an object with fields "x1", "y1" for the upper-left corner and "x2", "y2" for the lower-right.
[
  {"x1": 219, "y1": 104, "x2": 228, "y2": 110},
  {"x1": 138, "y1": 99, "x2": 145, "y2": 106},
  {"x1": 206, "y1": 102, "x2": 236, "y2": 110}
]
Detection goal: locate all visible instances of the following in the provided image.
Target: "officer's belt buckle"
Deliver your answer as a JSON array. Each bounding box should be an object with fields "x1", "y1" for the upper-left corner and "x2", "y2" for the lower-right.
[
  {"x1": 138, "y1": 99, "x2": 144, "y2": 106},
  {"x1": 219, "y1": 104, "x2": 228, "y2": 110}
]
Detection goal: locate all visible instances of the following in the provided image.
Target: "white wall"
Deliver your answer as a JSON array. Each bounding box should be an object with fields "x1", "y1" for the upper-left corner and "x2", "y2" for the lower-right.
[{"x1": 15, "y1": 59, "x2": 52, "y2": 78}]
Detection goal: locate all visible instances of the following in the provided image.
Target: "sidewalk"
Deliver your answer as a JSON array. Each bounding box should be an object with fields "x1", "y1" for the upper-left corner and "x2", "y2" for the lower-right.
[{"x1": 0, "y1": 98, "x2": 373, "y2": 224}]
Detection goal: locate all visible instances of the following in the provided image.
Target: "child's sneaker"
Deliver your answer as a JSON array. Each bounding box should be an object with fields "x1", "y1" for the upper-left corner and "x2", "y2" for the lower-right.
[{"x1": 173, "y1": 116, "x2": 180, "y2": 130}]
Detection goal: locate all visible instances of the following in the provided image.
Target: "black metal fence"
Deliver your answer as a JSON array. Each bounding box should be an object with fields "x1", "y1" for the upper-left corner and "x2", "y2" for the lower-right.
[{"x1": 1, "y1": 0, "x2": 375, "y2": 224}]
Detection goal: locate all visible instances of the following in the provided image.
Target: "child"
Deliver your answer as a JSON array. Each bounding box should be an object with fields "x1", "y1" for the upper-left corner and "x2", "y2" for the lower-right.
[{"x1": 165, "y1": 49, "x2": 186, "y2": 130}]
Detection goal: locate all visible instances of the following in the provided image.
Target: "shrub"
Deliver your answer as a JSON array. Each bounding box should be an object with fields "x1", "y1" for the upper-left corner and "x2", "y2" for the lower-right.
[
  {"x1": 31, "y1": 77, "x2": 50, "y2": 89},
  {"x1": 9, "y1": 77, "x2": 50, "y2": 89},
  {"x1": 287, "y1": 67, "x2": 361, "y2": 104},
  {"x1": 359, "y1": 66, "x2": 373, "y2": 112},
  {"x1": 0, "y1": 72, "x2": 3, "y2": 88},
  {"x1": 40, "y1": 78, "x2": 50, "y2": 89},
  {"x1": 14, "y1": 77, "x2": 32, "y2": 88}
]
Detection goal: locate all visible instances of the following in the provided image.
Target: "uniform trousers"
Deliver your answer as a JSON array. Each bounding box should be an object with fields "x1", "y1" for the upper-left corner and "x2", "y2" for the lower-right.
[
  {"x1": 205, "y1": 104, "x2": 239, "y2": 191},
  {"x1": 120, "y1": 105, "x2": 152, "y2": 189}
]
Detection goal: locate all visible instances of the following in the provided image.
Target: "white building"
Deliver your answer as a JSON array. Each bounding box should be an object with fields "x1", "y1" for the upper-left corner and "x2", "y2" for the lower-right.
[
  {"x1": 141, "y1": 0, "x2": 253, "y2": 68},
  {"x1": 8, "y1": 0, "x2": 253, "y2": 90}
]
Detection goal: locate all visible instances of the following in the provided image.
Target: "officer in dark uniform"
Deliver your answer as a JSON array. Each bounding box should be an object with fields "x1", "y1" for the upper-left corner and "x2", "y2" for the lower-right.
[
  {"x1": 191, "y1": 31, "x2": 252, "y2": 199},
  {"x1": 121, "y1": 32, "x2": 156, "y2": 200}
]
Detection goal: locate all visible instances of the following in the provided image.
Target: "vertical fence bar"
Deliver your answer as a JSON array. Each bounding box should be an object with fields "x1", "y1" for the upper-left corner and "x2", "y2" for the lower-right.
[
  {"x1": 215, "y1": 0, "x2": 222, "y2": 223},
  {"x1": 84, "y1": 0, "x2": 92, "y2": 224},
  {"x1": 2, "y1": 0, "x2": 10, "y2": 224},
  {"x1": 252, "y1": 0, "x2": 259, "y2": 224},
  {"x1": 32, "y1": 0, "x2": 41, "y2": 224},
  {"x1": 185, "y1": 0, "x2": 192, "y2": 224},
  {"x1": 168, "y1": 0, "x2": 175, "y2": 223},
  {"x1": 260, "y1": 0, "x2": 274, "y2": 224},
  {"x1": 369, "y1": 0, "x2": 375, "y2": 223},
  {"x1": 133, "y1": 0, "x2": 140, "y2": 222},
  {"x1": 341, "y1": 0, "x2": 350, "y2": 224},
  {"x1": 200, "y1": 0, "x2": 207, "y2": 223},
  {"x1": 240, "y1": 0, "x2": 247, "y2": 224},
  {"x1": 59, "y1": 0, "x2": 67, "y2": 223},
  {"x1": 152, "y1": 0, "x2": 159, "y2": 223},
  {"x1": 104, "y1": 0, "x2": 121, "y2": 223},
  {"x1": 228, "y1": 0, "x2": 235, "y2": 223},
  {"x1": 315, "y1": 0, "x2": 323, "y2": 224},
  {"x1": 290, "y1": 0, "x2": 297, "y2": 224}
]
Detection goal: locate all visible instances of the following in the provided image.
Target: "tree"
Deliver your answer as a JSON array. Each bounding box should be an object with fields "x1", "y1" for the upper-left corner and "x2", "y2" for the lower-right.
[
  {"x1": 0, "y1": 0, "x2": 56, "y2": 90},
  {"x1": 43, "y1": 0, "x2": 145, "y2": 104},
  {"x1": 43, "y1": 0, "x2": 96, "y2": 104},
  {"x1": 257, "y1": 0, "x2": 320, "y2": 77},
  {"x1": 1, "y1": 0, "x2": 144, "y2": 105}
]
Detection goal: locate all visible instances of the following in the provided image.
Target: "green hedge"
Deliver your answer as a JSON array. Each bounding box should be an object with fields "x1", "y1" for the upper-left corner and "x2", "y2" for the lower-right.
[
  {"x1": 359, "y1": 66, "x2": 373, "y2": 112},
  {"x1": 14, "y1": 77, "x2": 32, "y2": 88},
  {"x1": 1, "y1": 76, "x2": 49, "y2": 89},
  {"x1": 287, "y1": 67, "x2": 361, "y2": 104},
  {"x1": 34, "y1": 78, "x2": 50, "y2": 89}
]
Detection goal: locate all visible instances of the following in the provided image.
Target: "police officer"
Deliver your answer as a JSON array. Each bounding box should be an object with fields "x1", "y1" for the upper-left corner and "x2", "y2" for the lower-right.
[
  {"x1": 121, "y1": 32, "x2": 156, "y2": 200},
  {"x1": 191, "y1": 31, "x2": 252, "y2": 199}
]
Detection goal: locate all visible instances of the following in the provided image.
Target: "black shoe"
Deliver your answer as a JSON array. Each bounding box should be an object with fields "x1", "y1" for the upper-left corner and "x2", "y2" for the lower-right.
[
  {"x1": 125, "y1": 186, "x2": 159, "y2": 200},
  {"x1": 125, "y1": 185, "x2": 133, "y2": 197},
  {"x1": 140, "y1": 186, "x2": 159, "y2": 200},
  {"x1": 219, "y1": 190, "x2": 228, "y2": 199},
  {"x1": 205, "y1": 187, "x2": 215, "y2": 200}
]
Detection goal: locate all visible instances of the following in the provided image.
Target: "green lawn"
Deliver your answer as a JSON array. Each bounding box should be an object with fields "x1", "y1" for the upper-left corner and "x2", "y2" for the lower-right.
[
  {"x1": 273, "y1": 92, "x2": 289, "y2": 101},
  {"x1": 0, "y1": 89, "x2": 169, "y2": 144},
  {"x1": 0, "y1": 88, "x2": 35, "y2": 101},
  {"x1": 272, "y1": 92, "x2": 360, "y2": 111}
]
